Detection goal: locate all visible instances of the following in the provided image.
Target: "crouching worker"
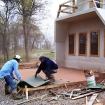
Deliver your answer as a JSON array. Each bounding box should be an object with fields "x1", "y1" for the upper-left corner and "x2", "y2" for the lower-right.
[
  {"x1": 0, "y1": 55, "x2": 23, "y2": 100},
  {"x1": 35, "y1": 56, "x2": 58, "y2": 83}
]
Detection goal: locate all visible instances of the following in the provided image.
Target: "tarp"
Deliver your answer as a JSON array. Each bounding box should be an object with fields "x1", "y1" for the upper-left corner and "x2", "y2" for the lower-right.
[
  {"x1": 86, "y1": 84, "x2": 104, "y2": 89},
  {"x1": 17, "y1": 75, "x2": 49, "y2": 88}
]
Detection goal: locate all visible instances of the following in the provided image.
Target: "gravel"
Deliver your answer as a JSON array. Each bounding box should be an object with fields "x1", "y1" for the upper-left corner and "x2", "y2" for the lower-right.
[{"x1": 0, "y1": 79, "x2": 105, "y2": 105}]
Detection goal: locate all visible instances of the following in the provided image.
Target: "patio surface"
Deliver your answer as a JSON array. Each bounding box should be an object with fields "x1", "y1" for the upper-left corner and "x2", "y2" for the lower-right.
[{"x1": 19, "y1": 67, "x2": 88, "y2": 82}]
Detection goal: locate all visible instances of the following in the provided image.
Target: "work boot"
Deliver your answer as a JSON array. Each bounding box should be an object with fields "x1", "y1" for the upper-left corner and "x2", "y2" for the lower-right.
[
  {"x1": 49, "y1": 74, "x2": 55, "y2": 82},
  {"x1": 12, "y1": 93, "x2": 23, "y2": 100},
  {"x1": 47, "y1": 74, "x2": 55, "y2": 85},
  {"x1": 12, "y1": 89, "x2": 23, "y2": 100},
  {"x1": 5, "y1": 86, "x2": 11, "y2": 95},
  {"x1": 5, "y1": 89, "x2": 11, "y2": 95}
]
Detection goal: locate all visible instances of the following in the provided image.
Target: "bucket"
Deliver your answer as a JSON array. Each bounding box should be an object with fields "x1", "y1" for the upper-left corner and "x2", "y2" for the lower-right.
[{"x1": 86, "y1": 75, "x2": 96, "y2": 87}]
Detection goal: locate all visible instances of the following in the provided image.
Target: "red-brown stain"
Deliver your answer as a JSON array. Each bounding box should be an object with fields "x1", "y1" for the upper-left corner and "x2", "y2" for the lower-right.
[{"x1": 19, "y1": 67, "x2": 88, "y2": 82}]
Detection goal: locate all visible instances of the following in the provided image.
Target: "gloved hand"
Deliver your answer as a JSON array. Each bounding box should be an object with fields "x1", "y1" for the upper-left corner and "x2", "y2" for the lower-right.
[
  {"x1": 35, "y1": 73, "x2": 37, "y2": 78},
  {"x1": 13, "y1": 78, "x2": 18, "y2": 81},
  {"x1": 44, "y1": 77, "x2": 49, "y2": 81},
  {"x1": 20, "y1": 80, "x2": 23, "y2": 82}
]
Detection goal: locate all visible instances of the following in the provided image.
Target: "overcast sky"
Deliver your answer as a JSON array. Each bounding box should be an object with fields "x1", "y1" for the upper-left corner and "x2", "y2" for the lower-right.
[{"x1": 41, "y1": 0, "x2": 66, "y2": 42}]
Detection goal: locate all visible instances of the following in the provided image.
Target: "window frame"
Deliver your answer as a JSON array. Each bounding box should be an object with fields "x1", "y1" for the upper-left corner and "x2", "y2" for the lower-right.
[
  {"x1": 68, "y1": 33, "x2": 76, "y2": 56},
  {"x1": 78, "y1": 32, "x2": 87, "y2": 56},
  {"x1": 90, "y1": 30, "x2": 100, "y2": 57}
]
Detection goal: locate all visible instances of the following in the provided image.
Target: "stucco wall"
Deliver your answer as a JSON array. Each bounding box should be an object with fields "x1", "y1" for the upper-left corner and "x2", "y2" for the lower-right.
[
  {"x1": 65, "y1": 17, "x2": 105, "y2": 71},
  {"x1": 55, "y1": 42, "x2": 65, "y2": 67}
]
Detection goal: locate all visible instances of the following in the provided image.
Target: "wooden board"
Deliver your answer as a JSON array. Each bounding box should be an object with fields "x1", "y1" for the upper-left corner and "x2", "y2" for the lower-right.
[
  {"x1": 72, "y1": 89, "x2": 103, "y2": 100},
  {"x1": 17, "y1": 75, "x2": 49, "y2": 88},
  {"x1": 88, "y1": 93, "x2": 98, "y2": 105},
  {"x1": 28, "y1": 79, "x2": 71, "y2": 91}
]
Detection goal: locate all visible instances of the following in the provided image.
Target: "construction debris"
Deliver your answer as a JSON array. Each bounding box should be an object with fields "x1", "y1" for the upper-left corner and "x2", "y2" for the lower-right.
[{"x1": 1, "y1": 71, "x2": 105, "y2": 105}]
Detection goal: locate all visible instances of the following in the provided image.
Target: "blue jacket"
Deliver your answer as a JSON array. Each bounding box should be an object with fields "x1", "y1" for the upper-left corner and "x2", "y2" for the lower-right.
[
  {"x1": 0, "y1": 59, "x2": 22, "y2": 80},
  {"x1": 37, "y1": 57, "x2": 58, "y2": 77}
]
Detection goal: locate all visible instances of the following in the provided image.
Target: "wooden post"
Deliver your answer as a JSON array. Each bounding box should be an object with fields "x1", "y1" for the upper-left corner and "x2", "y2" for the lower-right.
[
  {"x1": 89, "y1": 0, "x2": 93, "y2": 8},
  {"x1": 87, "y1": 93, "x2": 98, "y2": 105},
  {"x1": 92, "y1": 0, "x2": 97, "y2": 7},
  {"x1": 86, "y1": 96, "x2": 88, "y2": 105},
  {"x1": 57, "y1": 5, "x2": 61, "y2": 18},
  {"x1": 72, "y1": 0, "x2": 75, "y2": 13},
  {"x1": 25, "y1": 85, "x2": 28, "y2": 100},
  {"x1": 64, "y1": 83, "x2": 69, "y2": 92}
]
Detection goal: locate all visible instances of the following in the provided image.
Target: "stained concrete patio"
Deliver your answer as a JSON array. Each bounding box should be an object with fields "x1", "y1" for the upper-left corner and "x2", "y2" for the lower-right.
[{"x1": 19, "y1": 67, "x2": 92, "y2": 82}]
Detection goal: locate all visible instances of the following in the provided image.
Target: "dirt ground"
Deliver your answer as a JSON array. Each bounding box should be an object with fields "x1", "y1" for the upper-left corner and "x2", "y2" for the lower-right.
[{"x1": 0, "y1": 66, "x2": 103, "y2": 105}]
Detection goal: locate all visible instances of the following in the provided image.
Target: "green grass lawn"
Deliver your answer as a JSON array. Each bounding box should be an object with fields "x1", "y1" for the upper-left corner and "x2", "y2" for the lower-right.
[
  {"x1": 0, "y1": 49, "x2": 55, "y2": 65},
  {"x1": 43, "y1": 52, "x2": 54, "y2": 58}
]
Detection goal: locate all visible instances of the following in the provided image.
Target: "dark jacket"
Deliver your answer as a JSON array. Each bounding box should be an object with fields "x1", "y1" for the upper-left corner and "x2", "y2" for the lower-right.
[{"x1": 36, "y1": 57, "x2": 58, "y2": 77}]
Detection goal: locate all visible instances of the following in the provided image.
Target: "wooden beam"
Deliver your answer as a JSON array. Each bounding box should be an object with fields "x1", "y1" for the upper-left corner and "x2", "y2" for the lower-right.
[
  {"x1": 60, "y1": 11, "x2": 72, "y2": 14},
  {"x1": 72, "y1": 0, "x2": 75, "y2": 13},
  {"x1": 88, "y1": 93, "x2": 98, "y2": 105},
  {"x1": 92, "y1": 0, "x2": 97, "y2": 7},
  {"x1": 83, "y1": 98, "x2": 105, "y2": 105},
  {"x1": 23, "y1": 81, "x2": 86, "y2": 99},
  {"x1": 57, "y1": 5, "x2": 61, "y2": 18},
  {"x1": 58, "y1": 6, "x2": 77, "y2": 13},
  {"x1": 72, "y1": 89, "x2": 103, "y2": 100},
  {"x1": 28, "y1": 81, "x2": 86, "y2": 91},
  {"x1": 25, "y1": 85, "x2": 28, "y2": 100},
  {"x1": 86, "y1": 96, "x2": 88, "y2": 105}
]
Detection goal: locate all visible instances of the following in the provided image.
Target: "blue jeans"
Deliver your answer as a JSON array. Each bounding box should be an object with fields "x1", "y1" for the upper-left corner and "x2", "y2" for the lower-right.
[{"x1": 4, "y1": 75, "x2": 16, "y2": 90}]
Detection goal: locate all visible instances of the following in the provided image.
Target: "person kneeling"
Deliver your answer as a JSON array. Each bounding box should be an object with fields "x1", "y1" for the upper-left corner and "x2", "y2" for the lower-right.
[
  {"x1": 35, "y1": 56, "x2": 58, "y2": 83},
  {"x1": 0, "y1": 55, "x2": 23, "y2": 100}
]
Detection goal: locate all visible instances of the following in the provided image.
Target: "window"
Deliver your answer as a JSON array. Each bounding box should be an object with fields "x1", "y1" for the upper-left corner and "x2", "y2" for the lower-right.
[
  {"x1": 79, "y1": 32, "x2": 87, "y2": 56},
  {"x1": 90, "y1": 30, "x2": 100, "y2": 56},
  {"x1": 68, "y1": 34, "x2": 76, "y2": 55}
]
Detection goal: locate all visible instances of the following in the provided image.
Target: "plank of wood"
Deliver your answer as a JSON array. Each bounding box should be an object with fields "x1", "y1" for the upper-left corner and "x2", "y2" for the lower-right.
[
  {"x1": 86, "y1": 96, "x2": 88, "y2": 105},
  {"x1": 72, "y1": 89, "x2": 103, "y2": 100},
  {"x1": 88, "y1": 93, "x2": 98, "y2": 105},
  {"x1": 25, "y1": 86, "x2": 28, "y2": 100},
  {"x1": 70, "y1": 90, "x2": 73, "y2": 99},
  {"x1": 28, "y1": 81, "x2": 86, "y2": 91},
  {"x1": 83, "y1": 98, "x2": 105, "y2": 105},
  {"x1": 92, "y1": 0, "x2": 97, "y2": 7},
  {"x1": 57, "y1": 5, "x2": 61, "y2": 18}
]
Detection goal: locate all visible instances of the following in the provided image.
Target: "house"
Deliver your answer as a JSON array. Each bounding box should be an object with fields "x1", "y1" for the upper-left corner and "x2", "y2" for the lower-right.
[{"x1": 55, "y1": 0, "x2": 105, "y2": 71}]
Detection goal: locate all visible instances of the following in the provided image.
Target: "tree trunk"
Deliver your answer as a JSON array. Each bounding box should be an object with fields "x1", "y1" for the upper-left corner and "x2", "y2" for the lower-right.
[
  {"x1": 31, "y1": 37, "x2": 36, "y2": 51},
  {"x1": 23, "y1": 16, "x2": 29, "y2": 61},
  {"x1": 14, "y1": 34, "x2": 17, "y2": 54}
]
